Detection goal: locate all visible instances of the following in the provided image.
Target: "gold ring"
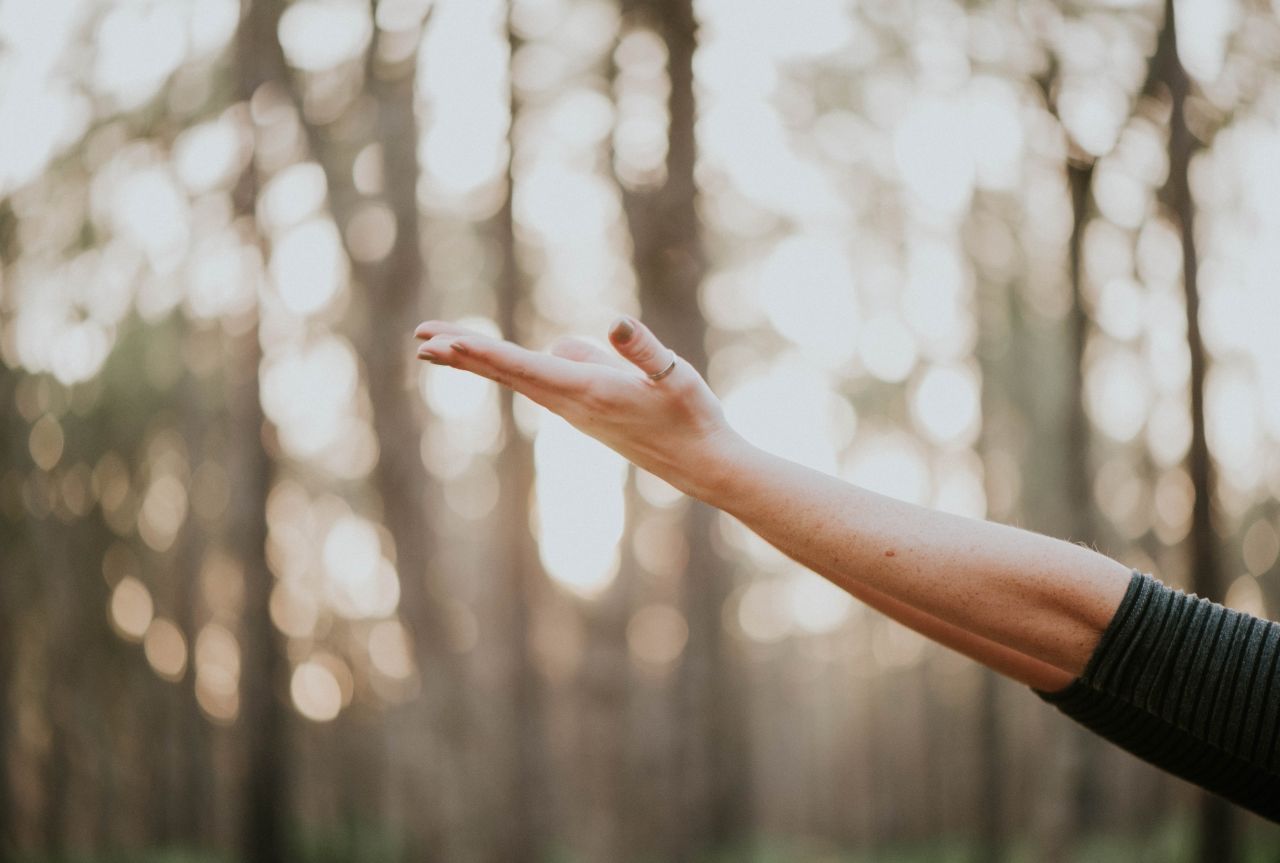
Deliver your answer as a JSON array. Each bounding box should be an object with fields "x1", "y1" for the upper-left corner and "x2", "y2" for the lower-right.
[{"x1": 648, "y1": 352, "x2": 677, "y2": 381}]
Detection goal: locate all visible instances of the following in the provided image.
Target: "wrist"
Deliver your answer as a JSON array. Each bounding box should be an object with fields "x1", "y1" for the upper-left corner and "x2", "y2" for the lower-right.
[{"x1": 669, "y1": 426, "x2": 758, "y2": 507}]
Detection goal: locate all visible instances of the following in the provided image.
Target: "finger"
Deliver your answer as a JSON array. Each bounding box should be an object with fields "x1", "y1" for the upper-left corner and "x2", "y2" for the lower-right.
[
  {"x1": 608, "y1": 315, "x2": 676, "y2": 378},
  {"x1": 548, "y1": 336, "x2": 632, "y2": 371},
  {"x1": 418, "y1": 334, "x2": 596, "y2": 398},
  {"x1": 414, "y1": 320, "x2": 490, "y2": 341}
]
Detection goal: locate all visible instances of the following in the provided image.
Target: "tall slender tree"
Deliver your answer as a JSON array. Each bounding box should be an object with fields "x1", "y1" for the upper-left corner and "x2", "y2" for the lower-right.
[
  {"x1": 615, "y1": 0, "x2": 750, "y2": 856},
  {"x1": 232, "y1": 1, "x2": 294, "y2": 860},
  {"x1": 1028, "y1": 58, "x2": 1105, "y2": 858},
  {"x1": 0, "y1": 199, "x2": 19, "y2": 863},
  {"x1": 477, "y1": 12, "x2": 550, "y2": 859},
  {"x1": 1146, "y1": 0, "x2": 1238, "y2": 858},
  {"x1": 261, "y1": 2, "x2": 470, "y2": 850}
]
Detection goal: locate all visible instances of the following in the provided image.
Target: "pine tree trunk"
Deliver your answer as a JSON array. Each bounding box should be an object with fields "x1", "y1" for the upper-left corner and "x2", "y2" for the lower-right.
[
  {"x1": 0, "y1": 203, "x2": 18, "y2": 863},
  {"x1": 617, "y1": 0, "x2": 751, "y2": 855},
  {"x1": 356, "y1": 23, "x2": 470, "y2": 855},
  {"x1": 1152, "y1": 0, "x2": 1238, "y2": 857},
  {"x1": 479, "y1": 22, "x2": 550, "y2": 856},
  {"x1": 0, "y1": 407, "x2": 15, "y2": 863},
  {"x1": 233, "y1": 3, "x2": 293, "y2": 860}
]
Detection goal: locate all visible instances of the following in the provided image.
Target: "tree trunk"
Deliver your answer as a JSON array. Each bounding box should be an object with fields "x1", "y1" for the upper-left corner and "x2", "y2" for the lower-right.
[
  {"x1": 617, "y1": 0, "x2": 751, "y2": 856},
  {"x1": 259, "y1": 3, "x2": 467, "y2": 849},
  {"x1": 233, "y1": 2, "x2": 293, "y2": 860},
  {"x1": 974, "y1": 669, "x2": 1004, "y2": 863},
  {"x1": 1029, "y1": 65, "x2": 1107, "y2": 855},
  {"x1": 1051, "y1": 157, "x2": 1106, "y2": 853},
  {"x1": 176, "y1": 377, "x2": 215, "y2": 847},
  {"x1": 0, "y1": 203, "x2": 18, "y2": 863},
  {"x1": 1151, "y1": 0, "x2": 1238, "y2": 858},
  {"x1": 476, "y1": 20, "x2": 550, "y2": 857},
  {"x1": 357, "y1": 22, "x2": 471, "y2": 856},
  {"x1": 0, "y1": 454, "x2": 15, "y2": 863}
]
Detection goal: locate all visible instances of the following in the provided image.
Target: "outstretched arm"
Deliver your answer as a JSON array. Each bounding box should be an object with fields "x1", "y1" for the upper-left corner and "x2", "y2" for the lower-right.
[{"x1": 414, "y1": 316, "x2": 1126, "y2": 685}]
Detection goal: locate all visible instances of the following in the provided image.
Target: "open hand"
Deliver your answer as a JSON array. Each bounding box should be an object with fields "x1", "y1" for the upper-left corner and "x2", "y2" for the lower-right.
[{"x1": 414, "y1": 316, "x2": 744, "y2": 499}]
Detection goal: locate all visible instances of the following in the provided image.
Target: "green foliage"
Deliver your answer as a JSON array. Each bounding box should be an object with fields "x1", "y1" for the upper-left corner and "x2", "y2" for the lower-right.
[
  {"x1": 15, "y1": 851, "x2": 229, "y2": 863},
  {"x1": 289, "y1": 817, "x2": 406, "y2": 863},
  {"x1": 10, "y1": 818, "x2": 1280, "y2": 863}
]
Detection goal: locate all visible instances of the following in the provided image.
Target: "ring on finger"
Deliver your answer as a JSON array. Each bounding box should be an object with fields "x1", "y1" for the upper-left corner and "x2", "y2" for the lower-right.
[{"x1": 648, "y1": 351, "x2": 678, "y2": 381}]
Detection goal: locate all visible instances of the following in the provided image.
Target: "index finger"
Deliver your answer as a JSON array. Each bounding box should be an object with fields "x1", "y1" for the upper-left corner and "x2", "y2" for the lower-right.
[{"x1": 419, "y1": 332, "x2": 598, "y2": 402}]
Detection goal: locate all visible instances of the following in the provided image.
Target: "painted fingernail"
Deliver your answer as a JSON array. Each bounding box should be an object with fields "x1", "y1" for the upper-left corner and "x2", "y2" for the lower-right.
[
  {"x1": 610, "y1": 316, "x2": 634, "y2": 343},
  {"x1": 418, "y1": 349, "x2": 437, "y2": 362},
  {"x1": 450, "y1": 339, "x2": 469, "y2": 355}
]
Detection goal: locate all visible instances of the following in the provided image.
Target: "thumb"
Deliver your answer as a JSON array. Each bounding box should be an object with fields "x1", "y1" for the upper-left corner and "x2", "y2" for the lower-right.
[{"x1": 608, "y1": 315, "x2": 676, "y2": 378}]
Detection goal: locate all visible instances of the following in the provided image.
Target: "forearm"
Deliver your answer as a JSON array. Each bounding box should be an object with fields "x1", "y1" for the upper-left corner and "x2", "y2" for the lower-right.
[
  {"x1": 837, "y1": 578, "x2": 1074, "y2": 690},
  {"x1": 691, "y1": 435, "x2": 1131, "y2": 677}
]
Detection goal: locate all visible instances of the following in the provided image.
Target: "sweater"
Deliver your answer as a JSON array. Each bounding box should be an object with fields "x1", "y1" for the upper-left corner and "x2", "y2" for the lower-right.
[{"x1": 1035, "y1": 569, "x2": 1280, "y2": 822}]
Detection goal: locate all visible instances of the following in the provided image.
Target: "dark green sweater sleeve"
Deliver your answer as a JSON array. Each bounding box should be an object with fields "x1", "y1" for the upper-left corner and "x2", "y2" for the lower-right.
[{"x1": 1034, "y1": 569, "x2": 1280, "y2": 822}]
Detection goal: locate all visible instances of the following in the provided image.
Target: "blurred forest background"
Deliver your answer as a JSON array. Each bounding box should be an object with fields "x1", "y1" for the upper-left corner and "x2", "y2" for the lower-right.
[{"x1": 2, "y1": 0, "x2": 1280, "y2": 860}]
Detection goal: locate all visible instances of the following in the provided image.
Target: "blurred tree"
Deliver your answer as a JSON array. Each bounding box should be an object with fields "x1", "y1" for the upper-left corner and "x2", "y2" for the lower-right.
[
  {"x1": 615, "y1": 0, "x2": 751, "y2": 857},
  {"x1": 232, "y1": 1, "x2": 293, "y2": 861},
  {"x1": 1029, "y1": 54, "x2": 1105, "y2": 860},
  {"x1": 263, "y1": 8, "x2": 473, "y2": 851},
  {"x1": 1144, "y1": 0, "x2": 1239, "y2": 859},
  {"x1": 171, "y1": 396, "x2": 215, "y2": 847},
  {"x1": 0, "y1": 200, "x2": 17, "y2": 863},
  {"x1": 479, "y1": 13, "x2": 550, "y2": 859}
]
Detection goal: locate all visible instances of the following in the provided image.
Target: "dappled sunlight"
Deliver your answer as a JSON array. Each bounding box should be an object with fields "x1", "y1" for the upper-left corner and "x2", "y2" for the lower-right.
[
  {"x1": 910, "y1": 362, "x2": 981, "y2": 449},
  {"x1": 260, "y1": 335, "x2": 378, "y2": 477},
  {"x1": 278, "y1": 0, "x2": 372, "y2": 72},
  {"x1": 367, "y1": 619, "x2": 415, "y2": 680},
  {"x1": 259, "y1": 162, "x2": 328, "y2": 232},
  {"x1": 322, "y1": 514, "x2": 401, "y2": 619},
  {"x1": 533, "y1": 412, "x2": 627, "y2": 597},
  {"x1": 894, "y1": 97, "x2": 977, "y2": 219},
  {"x1": 626, "y1": 603, "x2": 688, "y2": 670},
  {"x1": 722, "y1": 354, "x2": 846, "y2": 475},
  {"x1": 734, "y1": 579, "x2": 792, "y2": 644},
  {"x1": 754, "y1": 235, "x2": 860, "y2": 368},
  {"x1": 93, "y1": 2, "x2": 189, "y2": 108},
  {"x1": 787, "y1": 573, "x2": 853, "y2": 635},
  {"x1": 0, "y1": 0, "x2": 90, "y2": 193},
  {"x1": 291, "y1": 657, "x2": 344, "y2": 722},
  {"x1": 195, "y1": 622, "x2": 240, "y2": 724},
  {"x1": 419, "y1": 0, "x2": 510, "y2": 205},
  {"x1": 269, "y1": 218, "x2": 348, "y2": 316},
  {"x1": 1085, "y1": 345, "x2": 1152, "y2": 444},
  {"x1": 612, "y1": 27, "x2": 669, "y2": 189},
  {"x1": 143, "y1": 618, "x2": 189, "y2": 682},
  {"x1": 173, "y1": 113, "x2": 249, "y2": 194},
  {"x1": 858, "y1": 312, "x2": 918, "y2": 383},
  {"x1": 843, "y1": 432, "x2": 930, "y2": 507},
  {"x1": 110, "y1": 575, "x2": 154, "y2": 642},
  {"x1": 267, "y1": 481, "x2": 403, "y2": 622}
]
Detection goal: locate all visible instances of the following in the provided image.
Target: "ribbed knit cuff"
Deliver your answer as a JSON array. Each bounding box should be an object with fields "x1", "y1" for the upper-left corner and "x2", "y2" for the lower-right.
[{"x1": 1033, "y1": 569, "x2": 1280, "y2": 822}]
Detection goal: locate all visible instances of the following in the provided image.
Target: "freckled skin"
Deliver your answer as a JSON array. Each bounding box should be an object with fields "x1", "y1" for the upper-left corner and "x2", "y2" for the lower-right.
[{"x1": 413, "y1": 317, "x2": 1133, "y2": 692}]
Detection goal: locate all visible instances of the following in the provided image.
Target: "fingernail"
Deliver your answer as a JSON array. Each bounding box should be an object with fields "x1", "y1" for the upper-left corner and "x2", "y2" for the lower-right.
[
  {"x1": 611, "y1": 316, "x2": 634, "y2": 343},
  {"x1": 418, "y1": 349, "x2": 437, "y2": 362},
  {"x1": 451, "y1": 339, "x2": 469, "y2": 355}
]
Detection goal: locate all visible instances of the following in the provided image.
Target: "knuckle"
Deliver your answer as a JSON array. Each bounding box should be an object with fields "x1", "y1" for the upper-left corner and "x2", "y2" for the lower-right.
[
  {"x1": 630, "y1": 340, "x2": 659, "y2": 366},
  {"x1": 584, "y1": 379, "x2": 626, "y2": 412}
]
